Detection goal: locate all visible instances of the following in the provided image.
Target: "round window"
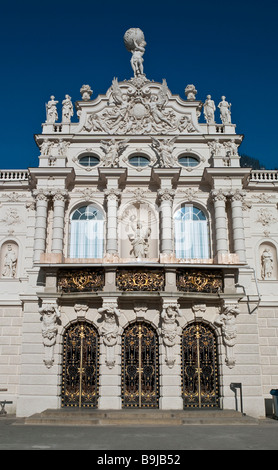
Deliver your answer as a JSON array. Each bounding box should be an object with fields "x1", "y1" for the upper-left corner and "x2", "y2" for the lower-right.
[
  {"x1": 178, "y1": 155, "x2": 199, "y2": 167},
  {"x1": 79, "y1": 155, "x2": 100, "y2": 167},
  {"x1": 129, "y1": 155, "x2": 150, "y2": 167}
]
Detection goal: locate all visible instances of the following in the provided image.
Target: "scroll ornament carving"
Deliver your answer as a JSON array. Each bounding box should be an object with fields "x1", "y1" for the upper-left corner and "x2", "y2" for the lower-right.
[
  {"x1": 83, "y1": 77, "x2": 198, "y2": 135},
  {"x1": 215, "y1": 303, "x2": 240, "y2": 369},
  {"x1": 158, "y1": 188, "x2": 175, "y2": 202},
  {"x1": 98, "y1": 304, "x2": 121, "y2": 369},
  {"x1": 39, "y1": 302, "x2": 61, "y2": 369},
  {"x1": 257, "y1": 208, "x2": 277, "y2": 226},
  {"x1": 160, "y1": 303, "x2": 182, "y2": 368}
]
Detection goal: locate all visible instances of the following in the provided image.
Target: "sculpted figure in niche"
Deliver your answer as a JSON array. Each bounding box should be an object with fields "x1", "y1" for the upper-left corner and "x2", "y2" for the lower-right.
[
  {"x1": 2, "y1": 244, "x2": 17, "y2": 278},
  {"x1": 128, "y1": 216, "x2": 151, "y2": 258},
  {"x1": 218, "y1": 96, "x2": 232, "y2": 124},
  {"x1": 151, "y1": 136, "x2": 177, "y2": 167},
  {"x1": 46, "y1": 95, "x2": 58, "y2": 123},
  {"x1": 204, "y1": 95, "x2": 216, "y2": 123},
  {"x1": 261, "y1": 248, "x2": 274, "y2": 280},
  {"x1": 62, "y1": 95, "x2": 73, "y2": 123}
]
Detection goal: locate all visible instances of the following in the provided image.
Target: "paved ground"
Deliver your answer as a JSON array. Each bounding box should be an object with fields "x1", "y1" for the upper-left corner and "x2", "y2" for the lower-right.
[{"x1": 0, "y1": 416, "x2": 278, "y2": 451}]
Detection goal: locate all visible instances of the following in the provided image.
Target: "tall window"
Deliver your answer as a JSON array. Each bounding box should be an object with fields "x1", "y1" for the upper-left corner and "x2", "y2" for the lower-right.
[
  {"x1": 174, "y1": 205, "x2": 210, "y2": 259},
  {"x1": 69, "y1": 205, "x2": 104, "y2": 258}
]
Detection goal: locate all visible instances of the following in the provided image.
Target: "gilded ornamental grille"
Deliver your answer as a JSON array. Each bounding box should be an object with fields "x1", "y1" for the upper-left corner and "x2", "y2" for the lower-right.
[
  {"x1": 116, "y1": 269, "x2": 165, "y2": 291},
  {"x1": 58, "y1": 269, "x2": 104, "y2": 293},
  {"x1": 177, "y1": 269, "x2": 223, "y2": 293}
]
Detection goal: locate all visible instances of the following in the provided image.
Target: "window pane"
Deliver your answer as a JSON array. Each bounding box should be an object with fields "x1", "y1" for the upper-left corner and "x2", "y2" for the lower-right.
[
  {"x1": 178, "y1": 156, "x2": 199, "y2": 167},
  {"x1": 174, "y1": 206, "x2": 209, "y2": 258},
  {"x1": 129, "y1": 156, "x2": 150, "y2": 167},
  {"x1": 70, "y1": 206, "x2": 104, "y2": 258},
  {"x1": 79, "y1": 155, "x2": 100, "y2": 167}
]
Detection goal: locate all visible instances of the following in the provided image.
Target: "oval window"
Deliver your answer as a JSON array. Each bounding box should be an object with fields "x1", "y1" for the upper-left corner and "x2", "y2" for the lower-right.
[
  {"x1": 178, "y1": 155, "x2": 199, "y2": 167},
  {"x1": 129, "y1": 155, "x2": 150, "y2": 167},
  {"x1": 79, "y1": 155, "x2": 100, "y2": 167}
]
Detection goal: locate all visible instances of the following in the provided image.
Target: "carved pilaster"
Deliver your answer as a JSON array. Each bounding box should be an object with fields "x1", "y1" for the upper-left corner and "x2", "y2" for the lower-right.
[
  {"x1": 104, "y1": 188, "x2": 121, "y2": 255},
  {"x1": 158, "y1": 189, "x2": 175, "y2": 255},
  {"x1": 39, "y1": 301, "x2": 61, "y2": 369},
  {"x1": 98, "y1": 300, "x2": 121, "y2": 369},
  {"x1": 215, "y1": 302, "x2": 240, "y2": 368},
  {"x1": 160, "y1": 300, "x2": 182, "y2": 368}
]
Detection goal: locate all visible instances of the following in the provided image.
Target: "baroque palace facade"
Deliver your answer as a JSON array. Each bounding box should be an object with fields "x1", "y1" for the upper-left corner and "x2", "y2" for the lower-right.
[{"x1": 1, "y1": 28, "x2": 278, "y2": 419}]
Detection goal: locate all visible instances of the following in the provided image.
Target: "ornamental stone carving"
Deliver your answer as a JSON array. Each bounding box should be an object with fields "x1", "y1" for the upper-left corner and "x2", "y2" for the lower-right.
[
  {"x1": 100, "y1": 138, "x2": 129, "y2": 167},
  {"x1": 160, "y1": 302, "x2": 182, "y2": 368},
  {"x1": 39, "y1": 302, "x2": 61, "y2": 369},
  {"x1": 151, "y1": 136, "x2": 178, "y2": 168},
  {"x1": 83, "y1": 77, "x2": 198, "y2": 135},
  {"x1": 157, "y1": 188, "x2": 175, "y2": 202},
  {"x1": 215, "y1": 303, "x2": 240, "y2": 368},
  {"x1": 80, "y1": 84, "x2": 93, "y2": 101},
  {"x1": 98, "y1": 302, "x2": 121, "y2": 369},
  {"x1": 185, "y1": 84, "x2": 197, "y2": 100}
]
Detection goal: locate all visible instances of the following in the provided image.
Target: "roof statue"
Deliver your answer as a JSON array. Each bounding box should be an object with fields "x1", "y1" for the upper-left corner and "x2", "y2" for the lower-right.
[{"x1": 123, "y1": 28, "x2": 147, "y2": 77}]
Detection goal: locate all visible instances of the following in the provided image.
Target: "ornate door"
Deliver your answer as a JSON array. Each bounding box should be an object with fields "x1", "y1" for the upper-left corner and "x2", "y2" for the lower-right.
[
  {"x1": 182, "y1": 323, "x2": 219, "y2": 408},
  {"x1": 122, "y1": 322, "x2": 159, "y2": 408},
  {"x1": 62, "y1": 321, "x2": 99, "y2": 408}
]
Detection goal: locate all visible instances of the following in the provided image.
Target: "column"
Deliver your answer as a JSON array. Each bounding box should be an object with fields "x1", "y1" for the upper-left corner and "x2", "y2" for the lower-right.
[
  {"x1": 104, "y1": 188, "x2": 120, "y2": 255},
  {"x1": 211, "y1": 189, "x2": 229, "y2": 258},
  {"x1": 158, "y1": 188, "x2": 175, "y2": 255},
  {"x1": 33, "y1": 190, "x2": 49, "y2": 263},
  {"x1": 51, "y1": 190, "x2": 68, "y2": 254},
  {"x1": 230, "y1": 190, "x2": 246, "y2": 263}
]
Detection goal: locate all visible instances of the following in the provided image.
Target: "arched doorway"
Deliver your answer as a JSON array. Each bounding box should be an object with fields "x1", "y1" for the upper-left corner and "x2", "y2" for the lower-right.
[
  {"x1": 122, "y1": 322, "x2": 159, "y2": 408},
  {"x1": 61, "y1": 321, "x2": 99, "y2": 408},
  {"x1": 182, "y1": 322, "x2": 219, "y2": 408}
]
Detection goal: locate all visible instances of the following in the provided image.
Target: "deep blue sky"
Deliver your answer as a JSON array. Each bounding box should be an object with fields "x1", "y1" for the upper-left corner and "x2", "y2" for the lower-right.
[{"x1": 0, "y1": 0, "x2": 277, "y2": 169}]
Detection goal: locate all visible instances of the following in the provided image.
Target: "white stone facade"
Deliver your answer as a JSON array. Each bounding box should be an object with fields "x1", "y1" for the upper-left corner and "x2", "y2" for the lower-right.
[{"x1": 0, "y1": 29, "x2": 278, "y2": 419}]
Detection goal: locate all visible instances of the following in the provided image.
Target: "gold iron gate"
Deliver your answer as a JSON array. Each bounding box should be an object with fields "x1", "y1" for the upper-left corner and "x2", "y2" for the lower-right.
[
  {"x1": 182, "y1": 323, "x2": 219, "y2": 408},
  {"x1": 61, "y1": 321, "x2": 99, "y2": 408},
  {"x1": 122, "y1": 322, "x2": 159, "y2": 408}
]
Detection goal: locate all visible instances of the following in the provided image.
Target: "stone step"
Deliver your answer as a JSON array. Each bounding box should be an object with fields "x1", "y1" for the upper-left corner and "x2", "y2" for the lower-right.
[{"x1": 23, "y1": 408, "x2": 258, "y2": 426}]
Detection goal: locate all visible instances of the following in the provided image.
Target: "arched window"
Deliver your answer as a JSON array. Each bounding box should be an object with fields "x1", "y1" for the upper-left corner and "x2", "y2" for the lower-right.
[
  {"x1": 69, "y1": 205, "x2": 104, "y2": 259},
  {"x1": 174, "y1": 205, "x2": 210, "y2": 259}
]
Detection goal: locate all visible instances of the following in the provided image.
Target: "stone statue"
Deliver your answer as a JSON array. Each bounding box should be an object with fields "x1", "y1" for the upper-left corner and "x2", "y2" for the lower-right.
[
  {"x1": 124, "y1": 28, "x2": 146, "y2": 77},
  {"x1": 160, "y1": 303, "x2": 182, "y2": 368},
  {"x1": 215, "y1": 303, "x2": 239, "y2": 368},
  {"x1": 151, "y1": 136, "x2": 177, "y2": 167},
  {"x1": 2, "y1": 244, "x2": 17, "y2": 278},
  {"x1": 98, "y1": 304, "x2": 121, "y2": 369},
  {"x1": 261, "y1": 248, "x2": 274, "y2": 280},
  {"x1": 100, "y1": 138, "x2": 129, "y2": 167},
  {"x1": 40, "y1": 139, "x2": 54, "y2": 156},
  {"x1": 46, "y1": 95, "x2": 58, "y2": 123},
  {"x1": 39, "y1": 302, "x2": 61, "y2": 368},
  {"x1": 128, "y1": 216, "x2": 151, "y2": 258},
  {"x1": 218, "y1": 96, "x2": 232, "y2": 124},
  {"x1": 204, "y1": 95, "x2": 216, "y2": 123},
  {"x1": 62, "y1": 95, "x2": 73, "y2": 123}
]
